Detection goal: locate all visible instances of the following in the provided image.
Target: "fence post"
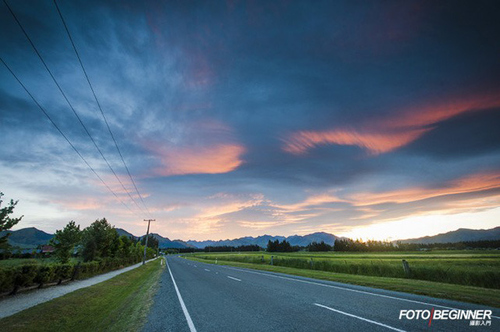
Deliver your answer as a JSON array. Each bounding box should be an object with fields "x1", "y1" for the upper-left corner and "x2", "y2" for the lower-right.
[
  {"x1": 261, "y1": 255, "x2": 264, "y2": 263},
  {"x1": 270, "y1": 255, "x2": 274, "y2": 265},
  {"x1": 310, "y1": 258, "x2": 314, "y2": 268},
  {"x1": 402, "y1": 259, "x2": 411, "y2": 277}
]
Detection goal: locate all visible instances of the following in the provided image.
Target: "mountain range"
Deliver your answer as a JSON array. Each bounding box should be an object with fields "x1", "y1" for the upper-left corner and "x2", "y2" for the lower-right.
[
  {"x1": 186, "y1": 232, "x2": 338, "y2": 248},
  {"x1": 2, "y1": 226, "x2": 499, "y2": 249},
  {"x1": 397, "y1": 227, "x2": 500, "y2": 244},
  {"x1": 0, "y1": 227, "x2": 54, "y2": 248}
]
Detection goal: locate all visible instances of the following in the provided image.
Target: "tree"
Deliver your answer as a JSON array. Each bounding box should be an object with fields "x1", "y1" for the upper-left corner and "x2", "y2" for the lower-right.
[
  {"x1": 50, "y1": 221, "x2": 81, "y2": 263},
  {"x1": 81, "y1": 218, "x2": 116, "y2": 262},
  {"x1": 307, "y1": 241, "x2": 332, "y2": 252},
  {"x1": 141, "y1": 234, "x2": 159, "y2": 250},
  {"x1": 0, "y1": 192, "x2": 24, "y2": 252}
]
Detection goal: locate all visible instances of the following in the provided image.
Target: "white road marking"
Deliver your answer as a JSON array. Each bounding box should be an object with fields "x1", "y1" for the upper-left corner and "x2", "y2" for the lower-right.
[
  {"x1": 227, "y1": 276, "x2": 242, "y2": 282},
  {"x1": 314, "y1": 303, "x2": 406, "y2": 332},
  {"x1": 218, "y1": 264, "x2": 500, "y2": 319},
  {"x1": 166, "y1": 259, "x2": 197, "y2": 332},
  {"x1": 193, "y1": 265, "x2": 197, "y2": 267},
  {"x1": 204, "y1": 269, "x2": 210, "y2": 272}
]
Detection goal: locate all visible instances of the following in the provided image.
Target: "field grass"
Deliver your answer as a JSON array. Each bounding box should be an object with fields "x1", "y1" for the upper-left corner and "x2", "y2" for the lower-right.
[
  {"x1": 0, "y1": 258, "x2": 164, "y2": 332},
  {"x1": 0, "y1": 257, "x2": 80, "y2": 267},
  {"x1": 186, "y1": 250, "x2": 500, "y2": 307},
  {"x1": 190, "y1": 250, "x2": 500, "y2": 289}
]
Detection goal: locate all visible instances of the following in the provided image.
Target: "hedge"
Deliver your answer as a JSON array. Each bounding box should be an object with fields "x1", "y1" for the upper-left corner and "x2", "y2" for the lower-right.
[{"x1": 0, "y1": 254, "x2": 154, "y2": 294}]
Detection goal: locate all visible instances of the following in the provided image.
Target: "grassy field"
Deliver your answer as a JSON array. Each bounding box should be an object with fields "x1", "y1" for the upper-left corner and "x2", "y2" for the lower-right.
[
  {"x1": 191, "y1": 250, "x2": 500, "y2": 288},
  {"x1": 0, "y1": 258, "x2": 164, "y2": 332},
  {"x1": 186, "y1": 250, "x2": 500, "y2": 307},
  {"x1": 0, "y1": 257, "x2": 80, "y2": 267}
]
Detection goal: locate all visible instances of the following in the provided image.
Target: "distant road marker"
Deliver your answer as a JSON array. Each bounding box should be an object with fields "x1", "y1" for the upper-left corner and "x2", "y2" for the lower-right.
[
  {"x1": 227, "y1": 276, "x2": 242, "y2": 282},
  {"x1": 314, "y1": 303, "x2": 406, "y2": 332}
]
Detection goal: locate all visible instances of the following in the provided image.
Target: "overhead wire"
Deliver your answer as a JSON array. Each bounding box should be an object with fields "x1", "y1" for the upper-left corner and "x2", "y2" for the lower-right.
[
  {"x1": 3, "y1": 0, "x2": 148, "y2": 217},
  {"x1": 0, "y1": 57, "x2": 142, "y2": 219},
  {"x1": 53, "y1": 0, "x2": 153, "y2": 218}
]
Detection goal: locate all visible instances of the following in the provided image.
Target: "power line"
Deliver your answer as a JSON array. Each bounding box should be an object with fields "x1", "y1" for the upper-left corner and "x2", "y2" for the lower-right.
[
  {"x1": 0, "y1": 57, "x2": 142, "y2": 219},
  {"x1": 53, "y1": 0, "x2": 152, "y2": 218},
  {"x1": 3, "y1": 0, "x2": 147, "y2": 216}
]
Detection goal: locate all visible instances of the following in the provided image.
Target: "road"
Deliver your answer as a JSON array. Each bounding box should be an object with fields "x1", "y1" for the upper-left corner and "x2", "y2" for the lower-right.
[{"x1": 143, "y1": 256, "x2": 498, "y2": 332}]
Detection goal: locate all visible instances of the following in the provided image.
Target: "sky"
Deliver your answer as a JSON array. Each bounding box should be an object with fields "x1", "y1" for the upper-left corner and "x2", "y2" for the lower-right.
[{"x1": 1, "y1": 0, "x2": 500, "y2": 241}]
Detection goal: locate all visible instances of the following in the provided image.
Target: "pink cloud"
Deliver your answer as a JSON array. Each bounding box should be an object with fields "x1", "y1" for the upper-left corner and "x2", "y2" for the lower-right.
[
  {"x1": 283, "y1": 91, "x2": 500, "y2": 155},
  {"x1": 152, "y1": 144, "x2": 245, "y2": 176},
  {"x1": 283, "y1": 128, "x2": 430, "y2": 155},
  {"x1": 349, "y1": 171, "x2": 500, "y2": 206}
]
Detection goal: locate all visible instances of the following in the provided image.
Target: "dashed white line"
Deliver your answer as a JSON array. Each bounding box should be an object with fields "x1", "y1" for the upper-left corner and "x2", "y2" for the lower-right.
[
  {"x1": 314, "y1": 303, "x2": 406, "y2": 332},
  {"x1": 166, "y1": 259, "x2": 197, "y2": 332},
  {"x1": 204, "y1": 269, "x2": 210, "y2": 272},
  {"x1": 218, "y1": 264, "x2": 500, "y2": 319},
  {"x1": 227, "y1": 276, "x2": 242, "y2": 282}
]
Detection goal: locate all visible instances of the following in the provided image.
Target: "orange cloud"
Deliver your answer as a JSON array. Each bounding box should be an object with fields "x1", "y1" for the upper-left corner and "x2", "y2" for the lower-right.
[
  {"x1": 272, "y1": 193, "x2": 348, "y2": 211},
  {"x1": 383, "y1": 93, "x2": 500, "y2": 130},
  {"x1": 349, "y1": 171, "x2": 500, "y2": 206},
  {"x1": 283, "y1": 128, "x2": 430, "y2": 155},
  {"x1": 283, "y1": 91, "x2": 500, "y2": 155},
  {"x1": 57, "y1": 199, "x2": 104, "y2": 211},
  {"x1": 151, "y1": 144, "x2": 245, "y2": 176}
]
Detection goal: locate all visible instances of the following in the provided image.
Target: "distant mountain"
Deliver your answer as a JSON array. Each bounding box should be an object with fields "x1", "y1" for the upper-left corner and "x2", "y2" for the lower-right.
[
  {"x1": 116, "y1": 228, "x2": 139, "y2": 240},
  {"x1": 148, "y1": 233, "x2": 195, "y2": 249},
  {"x1": 187, "y1": 232, "x2": 338, "y2": 249},
  {"x1": 0, "y1": 227, "x2": 53, "y2": 248},
  {"x1": 398, "y1": 227, "x2": 500, "y2": 244}
]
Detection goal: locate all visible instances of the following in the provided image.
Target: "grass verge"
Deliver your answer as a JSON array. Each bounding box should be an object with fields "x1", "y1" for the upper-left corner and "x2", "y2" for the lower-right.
[
  {"x1": 0, "y1": 258, "x2": 164, "y2": 332},
  {"x1": 187, "y1": 256, "x2": 500, "y2": 308}
]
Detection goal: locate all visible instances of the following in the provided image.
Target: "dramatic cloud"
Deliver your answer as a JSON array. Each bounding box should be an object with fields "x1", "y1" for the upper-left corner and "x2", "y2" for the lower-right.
[
  {"x1": 1, "y1": 0, "x2": 499, "y2": 240},
  {"x1": 148, "y1": 143, "x2": 245, "y2": 177},
  {"x1": 283, "y1": 128, "x2": 430, "y2": 155}
]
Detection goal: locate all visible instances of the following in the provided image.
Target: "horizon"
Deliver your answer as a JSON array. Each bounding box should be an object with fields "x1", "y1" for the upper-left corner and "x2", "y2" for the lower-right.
[
  {"x1": 8, "y1": 224, "x2": 499, "y2": 244},
  {"x1": 2, "y1": 1, "x2": 500, "y2": 242}
]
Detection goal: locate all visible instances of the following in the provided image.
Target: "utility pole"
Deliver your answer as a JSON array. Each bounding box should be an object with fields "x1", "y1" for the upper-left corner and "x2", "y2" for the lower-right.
[{"x1": 142, "y1": 219, "x2": 155, "y2": 265}]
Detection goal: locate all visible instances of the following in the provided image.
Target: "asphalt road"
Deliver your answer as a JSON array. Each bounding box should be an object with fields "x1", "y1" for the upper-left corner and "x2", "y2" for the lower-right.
[{"x1": 143, "y1": 256, "x2": 499, "y2": 332}]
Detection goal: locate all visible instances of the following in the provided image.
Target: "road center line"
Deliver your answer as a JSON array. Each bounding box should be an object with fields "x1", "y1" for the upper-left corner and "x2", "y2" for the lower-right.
[
  {"x1": 204, "y1": 269, "x2": 210, "y2": 272},
  {"x1": 227, "y1": 276, "x2": 242, "y2": 282},
  {"x1": 215, "y1": 264, "x2": 499, "y2": 319},
  {"x1": 166, "y1": 259, "x2": 197, "y2": 332},
  {"x1": 314, "y1": 303, "x2": 406, "y2": 332}
]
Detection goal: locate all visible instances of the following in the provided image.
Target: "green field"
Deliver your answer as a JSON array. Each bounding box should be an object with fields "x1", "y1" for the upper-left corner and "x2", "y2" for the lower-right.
[
  {"x1": 0, "y1": 258, "x2": 164, "y2": 331},
  {"x1": 0, "y1": 257, "x2": 80, "y2": 267},
  {"x1": 187, "y1": 250, "x2": 500, "y2": 307}
]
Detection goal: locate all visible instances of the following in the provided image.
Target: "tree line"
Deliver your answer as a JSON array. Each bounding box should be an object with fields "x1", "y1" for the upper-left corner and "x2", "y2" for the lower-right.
[{"x1": 50, "y1": 218, "x2": 157, "y2": 263}]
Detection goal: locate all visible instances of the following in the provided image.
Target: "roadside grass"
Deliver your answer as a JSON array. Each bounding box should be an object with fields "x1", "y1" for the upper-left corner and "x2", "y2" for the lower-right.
[
  {"x1": 187, "y1": 255, "x2": 500, "y2": 308},
  {"x1": 0, "y1": 258, "x2": 164, "y2": 332}
]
